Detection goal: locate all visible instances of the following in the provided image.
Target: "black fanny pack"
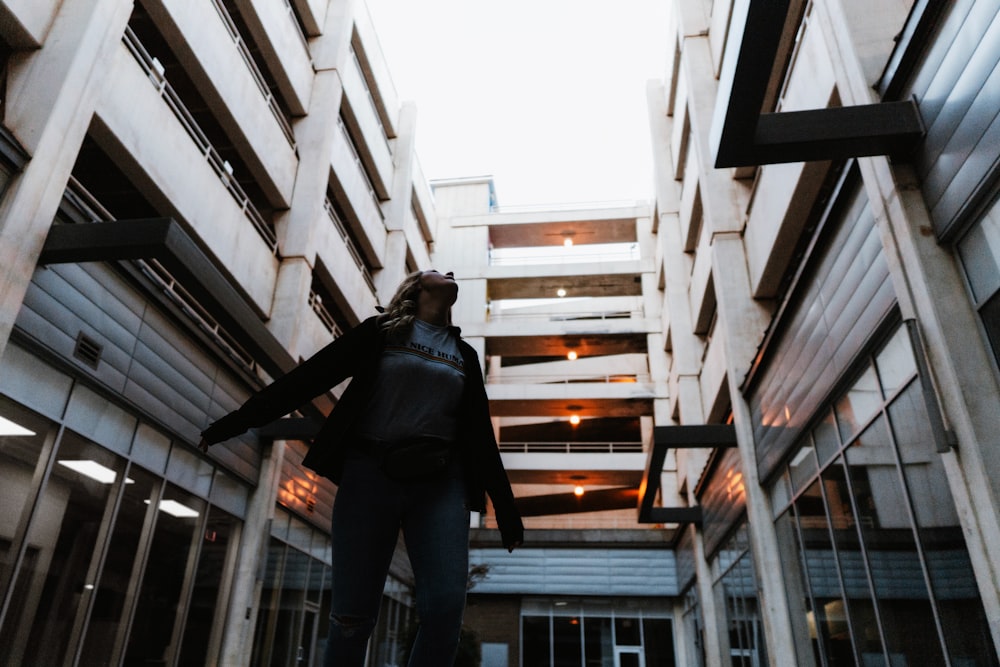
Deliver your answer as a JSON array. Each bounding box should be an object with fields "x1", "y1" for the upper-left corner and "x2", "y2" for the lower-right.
[{"x1": 365, "y1": 436, "x2": 455, "y2": 480}]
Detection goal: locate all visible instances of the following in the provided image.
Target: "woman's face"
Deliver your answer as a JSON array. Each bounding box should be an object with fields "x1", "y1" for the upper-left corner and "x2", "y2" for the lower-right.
[{"x1": 420, "y1": 270, "x2": 458, "y2": 302}]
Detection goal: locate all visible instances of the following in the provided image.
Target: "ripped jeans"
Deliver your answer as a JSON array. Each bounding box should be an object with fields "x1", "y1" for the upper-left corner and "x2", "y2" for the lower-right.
[{"x1": 322, "y1": 451, "x2": 470, "y2": 667}]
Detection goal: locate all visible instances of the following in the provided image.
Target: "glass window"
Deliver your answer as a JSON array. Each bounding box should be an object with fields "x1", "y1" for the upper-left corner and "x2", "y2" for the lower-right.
[
  {"x1": 790, "y1": 478, "x2": 857, "y2": 665},
  {"x1": 553, "y1": 615, "x2": 582, "y2": 666},
  {"x1": 0, "y1": 400, "x2": 53, "y2": 604},
  {"x1": 2, "y1": 430, "x2": 128, "y2": 666},
  {"x1": 642, "y1": 618, "x2": 676, "y2": 667},
  {"x1": 522, "y1": 615, "x2": 551, "y2": 666},
  {"x1": 958, "y1": 195, "x2": 1000, "y2": 369},
  {"x1": 812, "y1": 410, "x2": 841, "y2": 468},
  {"x1": 584, "y1": 616, "x2": 613, "y2": 665},
  {"x1": 79, "y1": 465, "x2": 159, "y2": 666},
  {"x1": 124, "y1": 483, "x2": 206, "y2": 666},
  {"x1": 888, "y1": 381, "x2": 997, "y2": 665},
  {"x1": 788, "y1": 441, "x2": 818, "y2": 493},
  {"x1": 834, "y1": 366, "x2": 881, "y2": 441},
  {"x1": 772, "y1": 325, "x2": 1000, "y2": 667},
  {"x1": 178, "y1": 505, "x2": 240, "y2": 665},
  {"x1": 873, "y1": 328, "x2": 917, "y2": 399}
]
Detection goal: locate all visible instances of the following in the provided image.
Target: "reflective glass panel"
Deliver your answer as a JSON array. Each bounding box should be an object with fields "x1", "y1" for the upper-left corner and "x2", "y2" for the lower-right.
[
  {"x1": 841, "y1": 420, "x2": 943, "y2": 665},
  {"x1": 615, "y1": 616, "x2": 641, "y2": 645},
  {"x1": 0, "y1": 401, "x2": 52, "y2": 603},
  {"x1": 79, "y1": 466, "x2": 158, "y2": 666},
  {"x1": 834, "y1": 366, "x2": 881, "y2": 442},
  {"x1": 553, "y1": 615, "x2": 582, "y2": 666},
  {"x1": 251, "y1": 538, "x2": 286, "y2": 667},
  {"x1": 584, "y1": 616, "x2": 613, "y2": 666},
  {"x1": 642, "y1": 618, "x2": 676, "y2": 667},
  {"x1": 788, "y1": 441, "x2": 818, "y2": 494},
  {"x1": 887, "y1": 381, "x2": 999, "y2": 666},
  {"x1": 3, "y1": 430, "x2": 125, "y2": 667},
  {"x1": 792, "y1": 478, "x2": 857, "y2": 666},
  {"x1": 874, "y1": 328, "x2": 917, "y2": 400},
  {"x1": 178, "y1": 506, "x2": 240, "y2": 666},
  {"x1": 812, "y1": 410, "x2": 841, "y2": 467},
  {"x1": 522, "y1": 615, "x2": 551, "y2": 667},
  {"x1": 957, "y1": 197, "x2": 1000, "y2": 304},
  {"x1": 123, "y1": 483, "x2": 206, "y2": 666}
]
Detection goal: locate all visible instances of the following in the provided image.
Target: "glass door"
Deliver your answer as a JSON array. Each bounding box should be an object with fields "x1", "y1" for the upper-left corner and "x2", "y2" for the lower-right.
[{"x1": 616, "y1": 647, "x2": 643, "y2": 667}]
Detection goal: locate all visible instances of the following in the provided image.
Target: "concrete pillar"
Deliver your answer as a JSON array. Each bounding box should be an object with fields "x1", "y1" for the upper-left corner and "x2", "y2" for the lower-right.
[
  {"x1": 0, "y1": 0, "x2": 132, "y2": 363},
  {"x1": 711, "y1": 235, "x2": 805, "y2": 666},
  {"x1": 376, "y1": 102, "x2": 418, "y2": 299},
  {"x1": 218, "y1": 439, "x2": 286, "y2": 666}
]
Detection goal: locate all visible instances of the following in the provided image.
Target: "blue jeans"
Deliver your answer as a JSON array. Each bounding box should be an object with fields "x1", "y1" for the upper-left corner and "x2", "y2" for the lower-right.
[{"x1": 322, "y1": 451, "x2": 470, "y2": 667}]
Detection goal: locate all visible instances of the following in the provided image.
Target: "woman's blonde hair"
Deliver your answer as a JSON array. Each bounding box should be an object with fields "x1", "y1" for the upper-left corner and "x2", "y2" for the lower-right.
[{"x1": 378, "y1": 270, "x2": 424, "y2": 339}]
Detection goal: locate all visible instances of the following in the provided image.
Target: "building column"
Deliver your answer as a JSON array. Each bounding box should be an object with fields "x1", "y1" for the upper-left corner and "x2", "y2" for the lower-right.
[
  {"x1": 218, "y1": 439, "x2": 286, "y2": 666},
  {"x1": 711, "y1": 234, "x2": 808, "y2": 666},
  {"x1": 376, "y1": 102, "x2": 418, "y2": 298},
  {"x1": 0, "y1": 0, "x2": 132, "y2": 362}
]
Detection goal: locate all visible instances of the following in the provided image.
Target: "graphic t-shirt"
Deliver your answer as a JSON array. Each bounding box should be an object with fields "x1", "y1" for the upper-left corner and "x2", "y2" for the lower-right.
[{"x1": 355, "y1": 319, "x2": 466, "y2": 442}]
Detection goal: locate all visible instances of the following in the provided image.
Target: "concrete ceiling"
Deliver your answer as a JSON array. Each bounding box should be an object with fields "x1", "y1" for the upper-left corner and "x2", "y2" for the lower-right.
[
  {"x1": 486, "y1": 332, "x2": 649, "y2": 358},
  {"x1": 488, "y1": 218, "x2": 638, "y2": 248}
]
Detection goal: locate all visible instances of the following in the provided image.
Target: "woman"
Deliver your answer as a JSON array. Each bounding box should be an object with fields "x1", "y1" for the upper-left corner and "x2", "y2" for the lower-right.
[{"x1": 199, "y1": 269, "x2": 523, "y2": 666}]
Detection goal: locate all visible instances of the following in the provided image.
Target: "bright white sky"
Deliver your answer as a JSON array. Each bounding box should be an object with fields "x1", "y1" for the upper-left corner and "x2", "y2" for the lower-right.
[{"x1": 365, "y1": 0, "x2": 671, "y2": 207}]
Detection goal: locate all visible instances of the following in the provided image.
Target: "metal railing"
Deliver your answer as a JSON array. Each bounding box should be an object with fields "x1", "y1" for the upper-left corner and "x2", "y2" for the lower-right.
[
  {"x1": 64, "y1": 177, "x2": 258, "y2": 373},
  {"x1": 487, "y1": 308, "x2": 643, "y2": 322},
  {"x1": 308, "y1": 290, "x2": 344, "y2": 337},
  {"x1": 282, "y1": 0, "x2": 311, "y2": 55},
  {"x1": 488, "y1": 245, "x2": 640, "y2": 266},
  {"x1": 209, "y1": 0, "x2": 297, "y2": 150},
  {"x1": 336, "y1": 115, "x2": 385, "y2": 219},
  {"x1": 123, "y1": 27, "x2": 279, "y2": 255},
  {"x1": 324, "y1": 198, "x2": 378, "y2": 297},
  {"x1": 498, "y1": 441, "x2": 644, "y2": 454},
  {"x1": 487, "y1": 373, "x2": 649, "y2": 384},
  {"x1": 349, "y1": 47, "x2": 391, "y2": 148}
]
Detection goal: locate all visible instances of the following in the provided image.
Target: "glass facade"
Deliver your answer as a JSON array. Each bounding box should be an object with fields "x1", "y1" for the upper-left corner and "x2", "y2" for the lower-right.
[
  {"x1": 958, "y1": 192, "x2": 1000, "y2": 374},
  {"x1": 770, "y1": 326, "x2": 999, "y2": 667},
  {"x1": 0, "y1": 388, "x2": 249, "y2": 666},
  {"x1": 520, "y1": 600, "x2": 675, "y2": 667},
  {"x1": 712, "y1": 524, "x2": 768, "y2": 667}
]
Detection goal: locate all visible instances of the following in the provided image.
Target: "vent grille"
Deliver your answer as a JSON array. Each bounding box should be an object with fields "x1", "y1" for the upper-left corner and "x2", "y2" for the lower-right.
[{"x1": 74, "y1": 332, "x2": 103, "y2": 369}]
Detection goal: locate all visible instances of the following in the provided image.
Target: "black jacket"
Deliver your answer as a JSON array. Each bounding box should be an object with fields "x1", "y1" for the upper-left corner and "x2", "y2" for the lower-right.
[{"x1": 203, "y1": 316, "x2": 523, "y2": 547}]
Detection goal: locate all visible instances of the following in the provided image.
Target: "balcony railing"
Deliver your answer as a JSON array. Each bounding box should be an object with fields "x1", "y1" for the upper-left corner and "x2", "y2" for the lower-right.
[
  {"x1": 487, "y1": 373, "x2": 648, "y2": 384},
  {"x1": 308, "y1": 290, "x2": 343, "y2": 337},
  {"x1": 123, "y1": 27, "x2": 279, "y2": 255},
  {"x1": 209, "y1": 0, "x2": 297, "y2": 150},
  {"x1": 349, "y1": 47, "x2": 391, "y2": 148},
  {"x1": 63, "y1": 177, "x2": 258, "y2": 373},
  {"x1": 282, "y1": 0, "x2": 310, "y2": 55},
  {"x1": 324, "y1": 198, "x2": 378, "y2": 297},
  {"x1": 498, "y1": 441, "x2": 644, "y2": 453},
  {"x1": 487, "y1": 308, "x2": 643, "y2": 322},
  {"x1": 336, "y1": 115, "x2": 385, "y2": 219},
  {"x1": 488, "y1": 245, "x2": 640, "y2": 266}
]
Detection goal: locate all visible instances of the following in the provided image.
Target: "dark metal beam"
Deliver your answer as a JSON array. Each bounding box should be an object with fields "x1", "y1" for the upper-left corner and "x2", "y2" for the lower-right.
[
  {"x1": 653, "y1": 424, "x2": 738, "y2": 449},
  {"x1": 514, "y1": 487, "x2": 640, "y2": 517},
  {"x1": 38, "y1": 219, "x2": 296, "y2": 378},
  {"x1": 637, "y1": 424, "x2": 738, "y2": 525},
  {"x1": 711, "y1": 0, "x2": 924, "y2": 168}
]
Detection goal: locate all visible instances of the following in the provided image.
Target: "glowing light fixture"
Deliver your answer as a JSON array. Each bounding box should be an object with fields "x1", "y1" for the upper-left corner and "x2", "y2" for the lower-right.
[
  {"x1": 556, "y1": 288, "x2": 567, "y2": 298},
  {"x1": 567, "y1": 351, "x2": 578, "y2": 361},
  {"x1": 563, "y1": 237, "x2": 574, "y2": 247},
  {"x1": 569, "y1": 414, "x2": 581, "y2": 426},
  {"x1": 58, "y1": 460, "x2": 119, "y2": 485},
  {"x1": 146, "y1": 498, "x2": 200, "y2": 518},
  {"x1": 0, "y1": 416, "x2": 35, "y2": 437},
  {"x1": 573, "y1": 486, "x2": 585, "y2": 497}
]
